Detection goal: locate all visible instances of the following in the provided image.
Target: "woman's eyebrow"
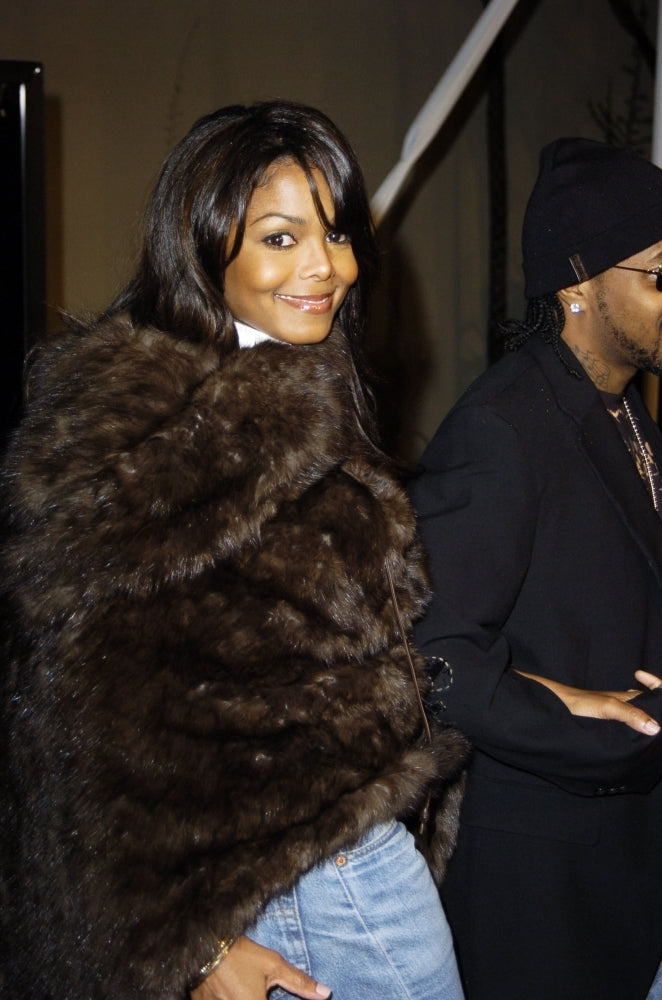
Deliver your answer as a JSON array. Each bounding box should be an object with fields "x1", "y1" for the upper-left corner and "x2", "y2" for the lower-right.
[{"x1": 249, "y1": 212, "x2": 307, "y2": 227}]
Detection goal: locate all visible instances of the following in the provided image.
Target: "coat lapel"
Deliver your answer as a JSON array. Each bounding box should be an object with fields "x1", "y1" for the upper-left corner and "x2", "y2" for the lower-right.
[{"x1": 528, "y1": 335, "x2": 662, "y2": 585}]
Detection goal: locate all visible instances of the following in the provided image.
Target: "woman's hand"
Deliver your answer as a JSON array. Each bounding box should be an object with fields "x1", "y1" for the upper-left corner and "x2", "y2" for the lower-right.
[
  {"x1": 516, "y1": 670, "x2": 661, "y2": 736},
  {"x1": 190, "y1": 936, "x2": 331, "y2": 1000}
]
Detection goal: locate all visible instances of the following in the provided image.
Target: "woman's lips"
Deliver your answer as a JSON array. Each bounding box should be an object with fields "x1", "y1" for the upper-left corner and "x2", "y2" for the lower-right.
[{"x1": 275, "y1": 293, "x2": 334, "y2": 314}]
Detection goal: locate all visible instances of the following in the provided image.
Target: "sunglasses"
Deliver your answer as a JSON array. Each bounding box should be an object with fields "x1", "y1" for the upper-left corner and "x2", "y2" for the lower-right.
[{"x1": 613, "y1": 264, "x2": 662, "y2": 291}]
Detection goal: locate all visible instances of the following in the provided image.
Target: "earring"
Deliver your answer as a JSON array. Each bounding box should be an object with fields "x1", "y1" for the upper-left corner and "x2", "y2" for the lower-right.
[{"x1": 570, "y1": 302, "x2": 582, "y2": 314}]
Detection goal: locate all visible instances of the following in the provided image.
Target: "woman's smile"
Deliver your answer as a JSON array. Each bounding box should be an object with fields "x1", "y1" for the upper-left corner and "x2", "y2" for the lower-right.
[{"x1": 274, "y1": 292, "x2": 335, "y2": 313}]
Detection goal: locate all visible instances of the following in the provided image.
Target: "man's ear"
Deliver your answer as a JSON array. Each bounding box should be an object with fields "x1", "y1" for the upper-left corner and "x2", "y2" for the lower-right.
[{"x1": 557, "y1": 284, "x2": 586, "y2": 315}]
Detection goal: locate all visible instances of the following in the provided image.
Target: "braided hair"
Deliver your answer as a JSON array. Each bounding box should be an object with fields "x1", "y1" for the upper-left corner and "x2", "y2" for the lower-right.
[{"x1": 498, "y1": 293, "x2": 580, "y2": 377}]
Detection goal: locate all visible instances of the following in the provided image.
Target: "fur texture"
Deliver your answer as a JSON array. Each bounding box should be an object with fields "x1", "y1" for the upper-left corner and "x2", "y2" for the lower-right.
[{"x1": 0, "y1": 317, "x2": 467, "y2": 999}]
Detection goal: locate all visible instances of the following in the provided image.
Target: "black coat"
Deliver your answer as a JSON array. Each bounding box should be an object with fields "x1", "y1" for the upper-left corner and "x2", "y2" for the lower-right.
[
  {"x1": 410, "y1": 333, "x2": 662, "y2": 1000},
  {"x1": 0, "y1": 317, "x2": 467, "y2": 1000}
]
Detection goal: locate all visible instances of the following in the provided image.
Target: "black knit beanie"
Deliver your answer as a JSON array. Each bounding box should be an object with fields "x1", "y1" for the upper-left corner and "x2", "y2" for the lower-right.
[{"x1": 522, "y1": 137, "x2": 662, "y2": 299}]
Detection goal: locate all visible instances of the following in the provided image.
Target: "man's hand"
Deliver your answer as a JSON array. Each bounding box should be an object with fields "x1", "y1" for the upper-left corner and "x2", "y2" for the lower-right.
[
  {"x1": 190, "y1": 936, "x2": 331, "y2": 1000},
  {"x1": 635, "y1": 669, "x2": 662, "y2": 692},
  {"x1": 517, "y1": 670, "x2": 661, "y2": 735}
]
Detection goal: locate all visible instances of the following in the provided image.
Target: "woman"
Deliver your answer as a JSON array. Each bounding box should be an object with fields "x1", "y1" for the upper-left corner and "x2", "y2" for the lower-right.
[{"x1": 0, "y1": 101, "x2": 467, "y2": 1000}]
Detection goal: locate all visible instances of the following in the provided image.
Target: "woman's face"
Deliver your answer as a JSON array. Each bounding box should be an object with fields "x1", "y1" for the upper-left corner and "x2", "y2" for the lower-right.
[{"x1": 223, "y1": 160, "x2": 358, "y2": 344}]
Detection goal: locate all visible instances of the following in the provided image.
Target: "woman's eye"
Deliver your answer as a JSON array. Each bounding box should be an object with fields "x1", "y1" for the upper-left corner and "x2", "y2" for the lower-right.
[
  {"x1": 326, "y1": 230, "x2": 351, "y2": 244},
  {"x1": 262, "y1": 232, "x2": 296, "y2": 248}
]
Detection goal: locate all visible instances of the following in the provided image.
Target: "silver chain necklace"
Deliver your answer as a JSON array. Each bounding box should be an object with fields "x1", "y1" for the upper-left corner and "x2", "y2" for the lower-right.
[{"x1": 622, "y1": 397, "x2": 660, "y2": 513}]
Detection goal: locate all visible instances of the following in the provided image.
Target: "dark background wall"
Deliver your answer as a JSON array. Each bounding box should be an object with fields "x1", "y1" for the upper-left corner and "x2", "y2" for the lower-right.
[{"x1": 2, "y1": 0, "x2": 656, "y2": 457}]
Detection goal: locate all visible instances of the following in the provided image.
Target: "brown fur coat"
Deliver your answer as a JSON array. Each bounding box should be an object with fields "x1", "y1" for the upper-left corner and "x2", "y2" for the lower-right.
[{"x1": 0, "y1": 317, "x2": 467, "y2": 999}]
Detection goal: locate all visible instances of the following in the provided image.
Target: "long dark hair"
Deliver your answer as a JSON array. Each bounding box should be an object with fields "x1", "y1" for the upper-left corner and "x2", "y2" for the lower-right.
[{"x1": 104, "y1": 101, "x2": 379, "y2": 356}]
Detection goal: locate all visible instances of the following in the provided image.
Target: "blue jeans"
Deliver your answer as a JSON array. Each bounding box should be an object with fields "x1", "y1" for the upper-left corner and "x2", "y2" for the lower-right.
[
  {"x1": 247, "y1": 819, "x2": 464, "y2": 1000},
  {"x1": 647, "y1": 959, "x2": 662, "y2": 999}
]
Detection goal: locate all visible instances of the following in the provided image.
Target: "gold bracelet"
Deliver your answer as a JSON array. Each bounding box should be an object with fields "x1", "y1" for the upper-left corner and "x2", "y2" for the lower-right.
[{"x1": 198, "y1": 938, "x2": 236, "y2": 981}]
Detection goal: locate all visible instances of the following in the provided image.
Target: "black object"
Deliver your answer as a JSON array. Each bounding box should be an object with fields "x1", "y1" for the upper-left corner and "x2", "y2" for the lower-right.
[{"x1": 0, "y1": 60, "x2": 45, "y2": 439}]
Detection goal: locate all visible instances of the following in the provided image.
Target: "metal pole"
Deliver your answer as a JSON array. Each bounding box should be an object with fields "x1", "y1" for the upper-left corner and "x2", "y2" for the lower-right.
[
  {"x1": 371, "y1": 0, "x2": 521, "y2": 224},
  {"x1": 652, "y1": 0, "x2": 662, "y2": 166},
  {"x1": 643, "y1": 0, "x2": 662, "y2": 419}
]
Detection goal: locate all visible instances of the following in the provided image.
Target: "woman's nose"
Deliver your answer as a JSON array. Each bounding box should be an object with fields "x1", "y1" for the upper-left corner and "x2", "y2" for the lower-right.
[{"x1": 299, "y1": 238, "x2": 334, "y2": 279}]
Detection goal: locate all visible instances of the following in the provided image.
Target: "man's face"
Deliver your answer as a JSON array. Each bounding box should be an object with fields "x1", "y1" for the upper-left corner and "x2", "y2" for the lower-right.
[{"x1": 577, "y1": 241, "x2": 662, "y2": 390}]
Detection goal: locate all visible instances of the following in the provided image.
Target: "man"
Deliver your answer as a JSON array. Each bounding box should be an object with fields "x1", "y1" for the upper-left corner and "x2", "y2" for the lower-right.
[{"x1": 410, "y1": 138, "x2": 662, "y2": 1000}]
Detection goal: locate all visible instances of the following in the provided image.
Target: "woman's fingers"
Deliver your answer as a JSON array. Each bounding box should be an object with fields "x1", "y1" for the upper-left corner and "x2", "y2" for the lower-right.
[{"x1": 191, "y1": 937, "x2": 331, "y2": 1000}]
